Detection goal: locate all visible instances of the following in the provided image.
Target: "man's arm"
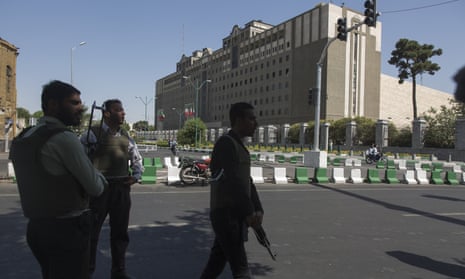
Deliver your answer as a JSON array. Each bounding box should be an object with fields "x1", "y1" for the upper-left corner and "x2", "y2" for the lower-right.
[
  {"x1": 50, "y1": 131, "x2": 107, "y2": 196},
  {"x1": 79, "y1": 129, "x2": 97, "y2": 156}
]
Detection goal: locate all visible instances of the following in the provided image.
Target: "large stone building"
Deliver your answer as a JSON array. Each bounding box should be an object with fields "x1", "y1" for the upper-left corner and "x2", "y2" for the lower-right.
[
  {"x1": 155, "y1": 2, "x2": 451, "y2": 133},
  {"x1": 0, "y1": 37, "x2": 19, "y2": 144}
]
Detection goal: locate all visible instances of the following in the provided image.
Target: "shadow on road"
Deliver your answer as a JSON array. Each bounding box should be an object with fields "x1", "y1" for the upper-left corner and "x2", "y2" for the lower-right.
[
  {"x1": 422, "y1": 194, "x2": 465, "y2": 202},
  {"x1": 312, "y1": 183, "x2": 465, "y2": 227},
  {"x1": 387, "y1": 250, "x2": 465, "y2": 279},
  {"x1": 0, "y1": 204, "x2": 274, "y2": 278}
]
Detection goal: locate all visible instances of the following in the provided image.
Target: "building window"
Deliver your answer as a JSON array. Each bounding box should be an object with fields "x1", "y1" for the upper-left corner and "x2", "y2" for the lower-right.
[{"x1": 6, "y1": 65, "x2": 12, "y2": 94}]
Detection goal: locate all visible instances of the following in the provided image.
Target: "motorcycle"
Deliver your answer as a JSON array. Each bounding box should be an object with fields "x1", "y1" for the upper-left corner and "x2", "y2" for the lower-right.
[
  {"x1": 178, "y1": 156, "x2": 211, "y2": 185},
  {"x1": 365, "y1": 152, "x2": 387, "y2": 164}
]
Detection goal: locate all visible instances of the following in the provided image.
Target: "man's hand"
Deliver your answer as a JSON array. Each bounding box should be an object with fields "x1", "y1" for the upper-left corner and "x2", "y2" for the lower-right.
[
  {"x1": 123, "y1": 176, "x2": 138, "y2": 186},
  {"x1": 246, "y1": 211, "x2": 264, "y2": 230}
]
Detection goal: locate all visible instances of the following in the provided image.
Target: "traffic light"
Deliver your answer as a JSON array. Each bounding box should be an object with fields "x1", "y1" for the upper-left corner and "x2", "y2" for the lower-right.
[
  {"x1": 336, "y1": 17, "x2": 347, "y2": 41},
  {"x1": 308, "y1": 88, "x2": 314, "y2": 105},
  {"x1": 364, "y1": 0, "x2": 377, "y2": 27}
]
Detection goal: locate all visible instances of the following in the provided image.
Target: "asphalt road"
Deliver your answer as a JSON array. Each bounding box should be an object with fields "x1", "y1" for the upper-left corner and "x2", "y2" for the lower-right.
[{"x1": 2, "y1": 182, "x2": 465, "y2": 279}]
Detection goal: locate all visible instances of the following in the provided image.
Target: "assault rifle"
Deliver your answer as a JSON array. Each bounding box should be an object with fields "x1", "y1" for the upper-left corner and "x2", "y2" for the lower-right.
[
  {"x1": 253, "y1": 225, "x2": 276, "y2": 261},
  {"x1": 85, "y1": 101, "x2": 104, "y2": 156}
]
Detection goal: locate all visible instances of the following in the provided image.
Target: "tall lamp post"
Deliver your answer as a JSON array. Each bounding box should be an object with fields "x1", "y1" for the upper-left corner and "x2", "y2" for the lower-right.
[
  {"x1": 172, "y1": 107, "x2": 182, "y2": 130},
  {"x1": 70, "y1": 41, "x2": 86, "y2": 84},
  {"x1": 135, "y1": 96, "x2": 153, "y2": 123},
  {"x1": 182, "y1": 76, "x2": 211, "y2": 148}
]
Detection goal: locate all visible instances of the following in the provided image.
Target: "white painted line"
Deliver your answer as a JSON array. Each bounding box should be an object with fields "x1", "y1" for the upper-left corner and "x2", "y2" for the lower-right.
[
  {"x1": 128, "y1": 222, "x2": 189, "y2": 230},
  {"x1": 403, "y1": 212, "x2": 465, "y2": 217}
]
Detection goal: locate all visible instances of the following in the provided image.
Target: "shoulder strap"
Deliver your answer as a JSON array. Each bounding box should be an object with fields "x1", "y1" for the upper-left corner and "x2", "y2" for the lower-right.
[
  {"x1": 210, "y1": 135, "x2": 239, "y2": 182},
  {"x1": 223, "y1": 134, "x2": 238, "y2": 152},
  {"x1": 10, "y1": 125, "x2": 68, "y2": 160}
]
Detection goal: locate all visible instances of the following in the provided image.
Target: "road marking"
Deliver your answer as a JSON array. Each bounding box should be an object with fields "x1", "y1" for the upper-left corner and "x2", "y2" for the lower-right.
[
  {"x1": 128, "y1": 222, "x2": 189, "y2": 230},
  {"x1": 403, "y1": 212, "x2": 465, "y2": 217}
]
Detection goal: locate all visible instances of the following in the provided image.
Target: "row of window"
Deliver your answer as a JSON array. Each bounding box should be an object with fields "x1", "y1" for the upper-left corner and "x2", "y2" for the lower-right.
[{"x1": 212, "y1": 106, "x2": 290, "y2": 122}]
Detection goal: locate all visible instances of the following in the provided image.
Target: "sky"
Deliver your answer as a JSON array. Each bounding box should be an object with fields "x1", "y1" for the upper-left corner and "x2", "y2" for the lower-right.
[{"x1": 2, "y1": 0, "x2": 464, "y2": 124}]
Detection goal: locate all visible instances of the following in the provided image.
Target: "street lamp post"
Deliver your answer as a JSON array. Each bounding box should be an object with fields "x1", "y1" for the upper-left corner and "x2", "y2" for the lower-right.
[
  {"x1": 135, "y1": 96, "x2": 153, "y2": 123},
  {"x1": 70, "y1": 41, "x2": 86, "y2": 84},
  {"x1": 172, "y1": 107, "x2": 182, "y2": 130},
  {"x1": 182, "y1": 76, "x2": 211, "y2": 148}
]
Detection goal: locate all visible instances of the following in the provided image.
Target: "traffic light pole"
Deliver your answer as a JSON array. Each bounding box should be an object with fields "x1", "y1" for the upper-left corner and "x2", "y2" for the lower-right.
[
  {"x1": 313, "y1": 37, "x2": 337, "y2": 151},
  {"x1": 313, "y1": 21, "x2": 365, "y2": 151}
]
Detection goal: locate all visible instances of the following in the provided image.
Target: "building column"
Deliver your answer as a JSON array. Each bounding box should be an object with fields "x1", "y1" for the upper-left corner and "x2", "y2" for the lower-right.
[
  {"x1": 376, "y1": 119, "x2": 389, "y2": 148},
  {"x1": 281, "y1": 124, "x2": 290, "y2": 145},
  {"x1": 412, "y1": 118, "x2": 427, "y2": 149},
  {"x1": 264, "y1": 126, "x2": 270, "y2": 145},
  {"x1": 345, "y1": 121, "x2": 357, "y2": 148},
  {"x1": 455, "y1": 118, "x2": 465, "y2": 150},
  {"x1": 321, "y1": 122, "x2": 330, "y2": 151},
  {"x1": 299, "y1": 123, "x2": 308, "y2": 145}
]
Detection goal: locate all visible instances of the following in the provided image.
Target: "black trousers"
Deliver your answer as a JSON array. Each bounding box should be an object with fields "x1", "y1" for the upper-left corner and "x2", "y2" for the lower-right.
[
  {"x1": 27, "y1": 211, "x2": 92, "y2": 279},
  {"x1": 200, "y1": 209, "x2": 251, "y2": 279},
  {"x1": 89, "y1": 182, "x2": 131, "y2": 274}
]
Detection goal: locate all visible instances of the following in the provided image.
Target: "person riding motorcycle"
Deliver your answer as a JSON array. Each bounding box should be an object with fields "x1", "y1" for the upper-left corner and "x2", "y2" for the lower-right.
[{"x1": 366, "y1": 144, "x2": 381, "y2": 161}]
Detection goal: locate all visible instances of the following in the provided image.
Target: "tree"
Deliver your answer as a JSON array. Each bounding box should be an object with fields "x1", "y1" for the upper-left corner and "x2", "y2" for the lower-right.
[
  {"x1": 16, "y1": 107, "x2": 31, "y2": 126},
  {"x1": 328, "y1": 118, "x2": 348, "y2": 145},
  {"x1": 423, "y1": 105, "x2": 456, "y2": 148},
  {"x1": 177, "y1": 118, "x2": 207, "y2": 146},
  {"x1": 390, "y1": 126, "x2": 412, "y2": 147},
  {"x1": 352, "y1": 117, "x2": 376, "y2": 145},
  {"x1": 328, "y1": 117, "x2": 375, "y2": 146},
  {"x1": 133, "y1": 120, "x2": 149, "y2": 131},
  {"x1": 32, "y1": 110, "x2": 44, "y2": 119},
  {"x1": 388, "y1": 38, "x2": 442, "y2": 120},
  {"x1": 287, "y1": 123, "x2": 300, "y2": 143}
]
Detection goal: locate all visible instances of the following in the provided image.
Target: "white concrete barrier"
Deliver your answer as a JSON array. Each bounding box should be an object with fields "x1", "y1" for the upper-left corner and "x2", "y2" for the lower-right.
[
  {"x1": 349, "y1": 168, "x2": 363, "y2": 184},
  {"x1": 404, "y1": 170, "x2": 418, "y2": 184},
  {"x1": 164, "y1": 157, "x2": 174, "y2": 168},
  {"x1": 267, "y1": 154, "x2": 275, "y2": 162},
  {"x1": 7, "y1": 162, "x2": 15, "y2": 178},
  {"x1": 415, "y1": 169, "x2": 429, "y2": 184},
  {"x1": 397, "y1": 159, "x2": 407, "y2": 170},
  {"x1": 273, "y1": 167, "x2": 288, "y2": 184},
  {"x1": 167, "y1": 166, "x2": 180, "y2": 185},
  {"x1": 332, "y1": 167, "x2": 346, "y2": 183},
  {"x1": 251, "y1": 167, "x2": 265, "y2": 184}
]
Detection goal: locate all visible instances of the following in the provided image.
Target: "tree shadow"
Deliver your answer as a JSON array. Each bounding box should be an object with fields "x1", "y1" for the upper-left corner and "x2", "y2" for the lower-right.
[
  {"x1": 312, "y1": 184, "x2": 465, "y2": 227},
  {"x1": 422, "y1": 194, "x2": 465, "y2": 202},
  {"x1": 0, "y1": 204, "x2": 42, "y2": 278},
  {"x1": 386, "y1": 250, "x2": 465, "y2": 279},
  {"x1": 0, "y1": 204, "x2": 274, "y2": 278}
]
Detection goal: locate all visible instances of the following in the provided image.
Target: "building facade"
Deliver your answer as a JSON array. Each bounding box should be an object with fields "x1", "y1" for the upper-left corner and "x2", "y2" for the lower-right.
[
  {"x1": 155, "y1": 2, "x2": 450, "y2": 133},
  {"x1": 0, "y1": 37, "x2": 19, "y2": 142},
  {"x1": 156, "y1": 3, "x2": 382, "y2": 130}
]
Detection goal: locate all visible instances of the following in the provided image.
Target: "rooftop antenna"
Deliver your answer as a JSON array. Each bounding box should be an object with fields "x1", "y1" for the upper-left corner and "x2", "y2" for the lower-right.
[{"x1": 182, "y1": 23, "x2": 185, "y2": 55}]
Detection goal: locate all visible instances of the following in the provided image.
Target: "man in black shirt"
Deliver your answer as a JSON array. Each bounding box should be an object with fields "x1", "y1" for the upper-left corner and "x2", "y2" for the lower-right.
[{"x1": 200, "y1": 102, "x2": 263, "y2": 279}]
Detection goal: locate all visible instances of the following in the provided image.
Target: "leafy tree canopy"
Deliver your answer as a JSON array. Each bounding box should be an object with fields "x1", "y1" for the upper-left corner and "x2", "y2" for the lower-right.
[{"x1": 388, "y1": 38, "x2": 442, "y2": 119}]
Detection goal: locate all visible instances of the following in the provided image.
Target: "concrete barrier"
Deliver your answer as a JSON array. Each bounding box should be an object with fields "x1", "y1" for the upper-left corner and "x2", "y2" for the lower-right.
[
  {"x1": 251, "y1": 167, "x2": 265, "y2": 184},
  {"x1": 332, "y1": 167, "x2": 346, "y2": 183},
  {"x1": 273, "y1": 167, "x2": 288, "y2": 184},
  {"x1": 403, "y1": 170, "x2": 418, "y2": 184},
  {"x1": 349, "y1": 169, "x2": 363, "y2": 184},
  {"x1": 167, "y1": 166, "x2": 180, "y2": 185}
]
